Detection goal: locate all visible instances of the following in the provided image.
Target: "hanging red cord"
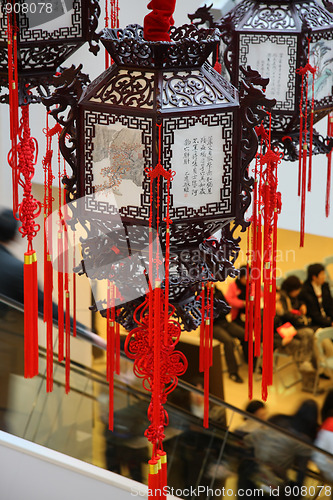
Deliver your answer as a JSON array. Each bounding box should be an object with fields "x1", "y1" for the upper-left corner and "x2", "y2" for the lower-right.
[
  {"x1": 17, "y1": 105, "x2": 41, "y2": 379},
  {"x1": 248, "y1": 118, "x2": 282, "y2": 400},
  {"x1": 326, "y1": 113, "x2": 333, "y2": 217},
  {"x1": 296, "y1": 38, "x2": 317, "y2": 247}
]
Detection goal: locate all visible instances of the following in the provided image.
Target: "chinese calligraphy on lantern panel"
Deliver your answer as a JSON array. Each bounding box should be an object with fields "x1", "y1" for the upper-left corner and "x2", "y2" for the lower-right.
[
  {"x1": 171, "y1": 124, "x2": 225, "y2": 211},
  {"x1": 182, "y1": 136, "x2": 214, "y2": 197},
  {"x1": 241, "y1": 37, "x2": 292, "y2": 105}
]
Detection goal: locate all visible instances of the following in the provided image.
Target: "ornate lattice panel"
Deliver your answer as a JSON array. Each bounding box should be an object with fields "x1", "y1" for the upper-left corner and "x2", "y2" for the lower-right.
[
  {"x1": 163, "y1": 112, "x2": 234, "y2": 221},
  {"x1": 89, "y1": 69, "x2": 155, "y2": 109},
  {"x1": 242, "y1": 4, "x2": 296, "y2": 30},
  {"x1": 239, "y1": 33, "x2": 297, "y2": 110},
  {"x1": 162, "y1": 69, "x2": 230, "y2": 109},
  {"x1": 294, "y1": 1, "x2": 333, "y2": 29}
]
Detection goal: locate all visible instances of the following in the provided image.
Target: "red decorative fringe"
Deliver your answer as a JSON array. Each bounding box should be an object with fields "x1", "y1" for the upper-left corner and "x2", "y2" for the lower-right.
[
  {"x1": 105, "y1": 0, "x2": 119, "y2": 68},
  {"x1": 148, "y1": 459, "x2": 159, "y2": 500},
  {"x1": 246, "y1": 119, "x2": 282, "y2": 400},
  {"x1": 24, "y1": 251, "x2": 39, "y2": 378},
  {"x1": 296, "y1": 39, "x2": 316, "y2": 247},
  {"x1": 15, "y1": 104, "x2": 41, "y2": 380},
  {"x1": 199, "y1": 282, "x2": 214, "y2": 428},
  {"x1": 57, "y1": 230, "x2": 64, "y2": 362},
  {"x1": 326, "y1": 113, "x2": 333, "y2": 217}
]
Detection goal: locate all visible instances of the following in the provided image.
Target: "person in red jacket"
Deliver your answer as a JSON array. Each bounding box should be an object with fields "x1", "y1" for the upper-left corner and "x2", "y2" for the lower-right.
[{"x1": 225, "y1": 266, "x2": 249, "y2": 327}]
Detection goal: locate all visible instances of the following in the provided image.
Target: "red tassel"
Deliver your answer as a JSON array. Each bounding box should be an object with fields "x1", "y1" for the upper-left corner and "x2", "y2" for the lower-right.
[
  {"x1": 57, "y1": 231, "x2": 64, "y2": 361},
  {"x1": 148, "y1": 459, "x2": 159, "y2": 499},
  {"x1": 65, "y1": 290, "x2": 71, "y2": 393},
  {"x1": 24, "y1": 251, "x2": 39, "y2": 378},
  {"x1": 199, "y1": 283, "x2": 205, "y2": 372},
  {"x1": 213, "y1": 44, "x2": 221, "y2": 74},
  {"x1": 72, "y1": 231, "x2": 77, "y2": 337},
  {"x1": 300, "y1": 144, "x2": 307, "y2": 247},
  {"x1": 202, "y1": 283, "x2": 212, "y2": 429},
  {"x1": 157, "y1": 451, "x2": 167, "y2": 499}
]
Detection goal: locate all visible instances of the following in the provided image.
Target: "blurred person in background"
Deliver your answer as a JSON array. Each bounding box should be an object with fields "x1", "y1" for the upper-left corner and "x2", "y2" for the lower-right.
[
  {"x1": 213, "y1": 287, "x2": 246, "y2": 383},
  {"x1": 312, "y1": 389, "x2": 333, "y2": 488},
  {"x1": 225, "y1": 265, "x2": 249, "y2": 328},
  {"x1": 299, "y1": 263, "x2": 333, "y2": 329}
]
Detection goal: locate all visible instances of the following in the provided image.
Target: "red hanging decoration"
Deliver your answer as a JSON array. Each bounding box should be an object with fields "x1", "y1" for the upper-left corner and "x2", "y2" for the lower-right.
[
  {"x1": 104, "y1": 0, "x2": 119, "y2": 68},
  {"x1": 296, "y1": 38, "x2": 317, "y2": 247},
  {"x1": 7, "y1": 5, "x2": 19, "y2": 216},
  {"x1": 326, "y1": 112, "x2": 333, "y2": 217},
  {"x1": 16, "y1": 105, "x2": 41, "y2": 379},
  {"x1": 42, "y1": 113, "x2": 58, "y2": 391},
  {"x1": 246, "y1": 117, "x2": 282, "y2": 400}
]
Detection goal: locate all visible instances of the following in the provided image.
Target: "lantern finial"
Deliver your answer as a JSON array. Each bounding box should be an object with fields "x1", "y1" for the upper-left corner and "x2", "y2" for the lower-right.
[{"x1": 144, "y1": 0, "x2": 176, "y2": 41}]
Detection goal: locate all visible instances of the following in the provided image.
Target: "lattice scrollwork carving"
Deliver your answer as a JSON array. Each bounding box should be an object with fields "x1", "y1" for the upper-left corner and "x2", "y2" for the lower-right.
[
  {"x1": 162, "y1": 70, "x2": 229, "y2": 108},
  {"x1": 43, "y1": 65, "x2": 90, "y2": 202},
  {"x1": 82, "y1": 222, "x2": 240, "y2": 331},
  {"x1": 295, "y1": 1, "x2": 333, "y2": 28},
  {"x1": 19, "y1": 44, "x2": 79, "y2": 71},
  {"x1": 274, "y1": 129, "x2": 333, "y2": 161},
  {"x1": 90, "y1": 69, "x2": 155, "y2": 108},
  {"x1": 100, "y1": 23, "x2": 220, "y2": 69},
  {"x1": 243, "y1": 5, "x2": 296, "y2": 30}
]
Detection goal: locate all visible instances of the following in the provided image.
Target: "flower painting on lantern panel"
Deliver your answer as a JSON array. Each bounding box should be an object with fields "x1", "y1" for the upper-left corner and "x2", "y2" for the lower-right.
[
  {"x1": 92, "y1": 123, "x2": 145, "y2": 211},
  {"x1": 166, "y1": 113, "x2": 233, "y2": 220},
  {"x1": 239, "y1": 34, "x2": 297, "y2": 110},
  {"x1": 309, "y1": 38, "x2": 333, "y2": 103}
]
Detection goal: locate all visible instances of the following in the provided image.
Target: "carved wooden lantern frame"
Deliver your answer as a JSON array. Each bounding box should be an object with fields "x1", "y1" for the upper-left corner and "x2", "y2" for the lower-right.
[
  {"x1": 45, "y1": 24, "x2": 275, "y2": 331},
  {"x1": 0, "y1": 0, "x2": 100, "y2": 103}
]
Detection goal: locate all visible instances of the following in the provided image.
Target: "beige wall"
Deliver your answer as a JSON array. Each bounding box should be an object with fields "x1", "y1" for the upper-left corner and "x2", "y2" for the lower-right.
[{"x1": 219, "y1": 226, "x2": 333, "y2": 292}]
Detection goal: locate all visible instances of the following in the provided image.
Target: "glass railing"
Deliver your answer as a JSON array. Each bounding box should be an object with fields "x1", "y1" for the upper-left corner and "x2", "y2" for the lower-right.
[{"x1": 1, "y1": 294, "x2": 333, "y2": 500}]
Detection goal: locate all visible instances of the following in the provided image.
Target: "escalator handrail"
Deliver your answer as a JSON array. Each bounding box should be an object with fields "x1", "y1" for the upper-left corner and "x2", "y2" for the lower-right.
[{"x1": 2, "y1": 292, "x2": 333, "y2": 462}]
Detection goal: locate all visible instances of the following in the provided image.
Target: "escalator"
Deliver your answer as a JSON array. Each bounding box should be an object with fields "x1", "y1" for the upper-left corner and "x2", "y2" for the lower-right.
[{"x1": 0, "y1": 294, "x2": 332, "y2": 499}]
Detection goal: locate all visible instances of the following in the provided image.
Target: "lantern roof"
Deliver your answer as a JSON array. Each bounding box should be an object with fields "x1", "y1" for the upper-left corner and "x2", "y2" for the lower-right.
[
  {"x1": 79, "y1": 24, "x2": 238, "y2": 113},
  {"x1": 228, "y1": 0, "x2": 333, "y2": 33}
]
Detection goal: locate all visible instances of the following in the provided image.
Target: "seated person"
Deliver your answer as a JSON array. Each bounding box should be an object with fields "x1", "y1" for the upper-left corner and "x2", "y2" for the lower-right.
[
  {"x1": 299, "y1": 263, "x2": 333, "y2": 329},
  {"x1": 274, "y1": 290, "x2": 316, "y2": 391},
  {"x1": 280, "y1": 275, "x2": 312, "y2": 328},
  {"x1": 213, "y1": 287, "x2": 246, "y2": 383},
  {"x1": 225, "y1": 265, "x2": 249, "y2": 327}
]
